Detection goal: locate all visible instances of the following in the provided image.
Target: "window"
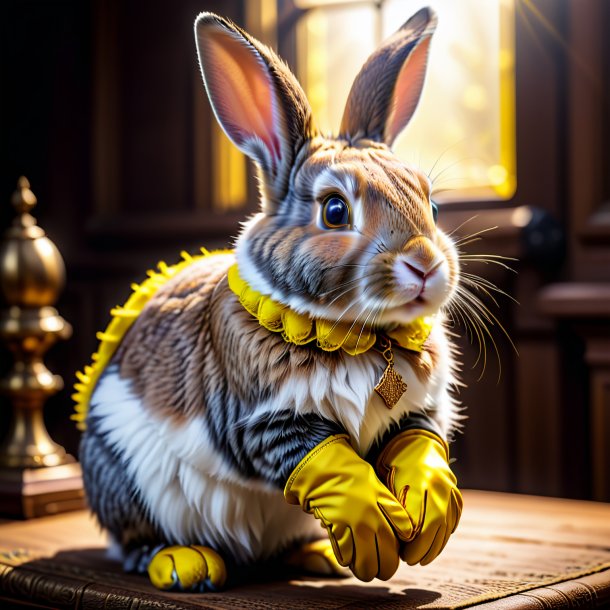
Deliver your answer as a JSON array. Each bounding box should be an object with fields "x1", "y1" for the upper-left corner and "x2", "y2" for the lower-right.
[{"x1": 292, "y1": 0, "x2": 516, "y2": 202}]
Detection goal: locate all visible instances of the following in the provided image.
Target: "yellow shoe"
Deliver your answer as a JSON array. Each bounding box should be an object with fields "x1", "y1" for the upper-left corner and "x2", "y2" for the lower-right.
[
  {"x1": 148, "y1": 545, "x2": 227, "y2": 592},
  {"x1": 284, "y1": 539, "x2": 350, "y2": 577}
]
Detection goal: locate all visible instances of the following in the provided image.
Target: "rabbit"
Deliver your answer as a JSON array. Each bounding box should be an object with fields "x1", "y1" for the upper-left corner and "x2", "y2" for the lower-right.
[{"x1": 77, "y1": 6, "x2": 463, "y2": 592}]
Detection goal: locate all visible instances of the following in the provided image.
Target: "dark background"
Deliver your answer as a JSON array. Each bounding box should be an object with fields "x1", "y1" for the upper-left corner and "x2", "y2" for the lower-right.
[{"x1": 1, "y1": 0, "x2": 609, "y2": 500}]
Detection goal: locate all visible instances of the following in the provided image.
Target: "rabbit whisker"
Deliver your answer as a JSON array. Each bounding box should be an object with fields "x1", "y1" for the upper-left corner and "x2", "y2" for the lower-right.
[
  {"x1": 317, "y1": 269, "x2": 383, "y2": 300},
  {"x1": 461, "y1": 272, "x2": 520, "y2": 305},
  {"x1": 454, "y1": 285, "x2": 517, "y2": 382},
  {"x1": 453, "y1": 226, "x2": 498, "y2": 244},
  {"x1": 445, "y1": 215, "x2": 480, "y2": 238},
  {"x1": 318, "y1": 270, "x2": 380, "y2": 318},
  {"x1": 452, "y1": 290, "x2": 490, "y2": 377},
  {"x1": 458, "y1": 255, "x2": 517, "y2": 273},
  {"x1": 427, "y1": 137, "x2": 470, "y2": 184},
  {"x1": 353, "y1": 301, "x2": 382, "y2": 355},
  {"x1": 320, "y1": 298, "x2": 364, "y2": 340},
  {"x1": 350, "y1": 232, "x2": 386, "y2": 258}
]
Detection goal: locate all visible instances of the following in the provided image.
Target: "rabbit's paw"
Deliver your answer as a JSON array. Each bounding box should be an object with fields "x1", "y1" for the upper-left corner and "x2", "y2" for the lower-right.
[
  {"x1": 124, "y1": 544, "x2": 164, "y2": 574},
  {"x1": 148, "y1": 545, "x2": 227, "y2": 592},
  {"x1": 284, "y1": 539, "x2": 350, "y2": 577}
]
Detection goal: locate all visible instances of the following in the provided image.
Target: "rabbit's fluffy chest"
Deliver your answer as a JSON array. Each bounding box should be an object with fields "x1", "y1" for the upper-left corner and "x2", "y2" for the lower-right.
[
  {"x1": 267, "y1": 347, "x2": 435, "y2": 455},
  {"x1": 322, "y1": 323, "x2": 456, "y2": 453}
]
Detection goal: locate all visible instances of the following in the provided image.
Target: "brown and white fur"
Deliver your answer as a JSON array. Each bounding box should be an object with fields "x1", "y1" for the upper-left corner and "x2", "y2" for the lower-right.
[{"x1": 80, "y1": 7, "x2": 462, "y2": 572}]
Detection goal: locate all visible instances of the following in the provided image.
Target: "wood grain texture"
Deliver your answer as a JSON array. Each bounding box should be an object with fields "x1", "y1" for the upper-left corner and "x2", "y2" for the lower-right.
[
  {"x1": 538, "y1": 284, "x2": 610, "y2": 317},
  {"x1": 1, "y1": 490, "x2": 610, "y2": 609}
]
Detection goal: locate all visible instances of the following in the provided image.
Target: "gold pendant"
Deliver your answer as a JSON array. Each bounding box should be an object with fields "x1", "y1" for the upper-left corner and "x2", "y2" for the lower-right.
[{"x1": 374, "y1": 337, "x2": 408, "y2": 409}]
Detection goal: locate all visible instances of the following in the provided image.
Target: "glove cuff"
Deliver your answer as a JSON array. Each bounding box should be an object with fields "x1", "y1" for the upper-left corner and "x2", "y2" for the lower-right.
[
  {"x1": 376, "y1": 428, "x2": 449, "y2": 473},
  {"x1": 284, "y1": 434, "x2": 351, "y2": 506}
]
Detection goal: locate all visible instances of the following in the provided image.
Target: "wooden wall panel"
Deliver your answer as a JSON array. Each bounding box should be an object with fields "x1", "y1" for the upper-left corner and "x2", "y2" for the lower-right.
[
  {"x1": 515, "y1": 340, "x2": 562, "y2": 495},
  {"x1": 1, "y1": 0, "x2": 609, "y2": 502},
  {"x1": 583, "y1": 332, "x2": 610, "y2": 501},
  {"x1": 567, "y1": 0, "x2": 610, "y2": 266}
]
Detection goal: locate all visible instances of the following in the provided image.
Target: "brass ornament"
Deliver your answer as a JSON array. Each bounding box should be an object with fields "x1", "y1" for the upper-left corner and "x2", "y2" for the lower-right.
[
  {"x1": 374, "y1": 337, "x2": 408, "y2": 409},
  {"x1": 0, "y1": 177, "x2": 83, "y2": 518}
]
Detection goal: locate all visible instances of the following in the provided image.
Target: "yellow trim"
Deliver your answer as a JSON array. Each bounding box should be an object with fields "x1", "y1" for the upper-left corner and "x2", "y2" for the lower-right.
[
  {"x1": 227, "y1": 263, "x2": 434, "y2": 356},
  {"x1": 495, "y1": 0, "x2": 517, "y2": 199},
  {"x1": 71, "y1": 249, "x2": 232, "y2": 431}
]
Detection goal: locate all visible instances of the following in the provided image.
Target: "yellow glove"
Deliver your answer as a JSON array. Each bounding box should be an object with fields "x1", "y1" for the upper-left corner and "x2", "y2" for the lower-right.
[
  {"x1": 376, "y1": 429, "x2": 463, "y2": 566},
  {"x1": 284, "y1": 434, "x2": 414, "y2": 582}
]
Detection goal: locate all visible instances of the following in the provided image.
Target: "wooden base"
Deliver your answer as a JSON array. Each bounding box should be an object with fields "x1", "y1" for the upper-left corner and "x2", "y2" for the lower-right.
[{"x1": 0, "y1": 461, "x2": 85, "y2": 519}]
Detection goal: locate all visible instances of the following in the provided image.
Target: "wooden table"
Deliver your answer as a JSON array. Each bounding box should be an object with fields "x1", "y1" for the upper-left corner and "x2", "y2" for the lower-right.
[{"x1": 1, "y1": 490, "x2": 610, "y2": 609}]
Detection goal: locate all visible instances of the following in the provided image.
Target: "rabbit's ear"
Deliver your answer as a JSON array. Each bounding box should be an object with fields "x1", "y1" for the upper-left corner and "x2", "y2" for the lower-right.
[
  {"x1": 339, "y1": 7, "x2": 437, "y2": 147},
  {"x1": 195, "y1": 13, "x2": 315, "y2": 206}
]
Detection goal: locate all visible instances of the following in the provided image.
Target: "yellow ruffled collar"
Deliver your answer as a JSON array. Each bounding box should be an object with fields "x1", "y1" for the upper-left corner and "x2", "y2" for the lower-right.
[{"x1": 227, "y1": 264, "x2": 433, "y2": 356}]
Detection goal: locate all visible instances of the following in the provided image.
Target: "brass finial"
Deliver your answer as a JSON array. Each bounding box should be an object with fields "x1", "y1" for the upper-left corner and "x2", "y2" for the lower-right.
[
  {"x1": 12, "y1": 176, "x2": 37, "y2": 214},
  {"x1": 0, "y1": 178, "x2": 82, "y2": 517},
  {"x1": 0, "y1": 178, "x2": 65, "y2": 308},
  {"x1": 6, "y1": 176, "x2": 43, "y2": 239}
]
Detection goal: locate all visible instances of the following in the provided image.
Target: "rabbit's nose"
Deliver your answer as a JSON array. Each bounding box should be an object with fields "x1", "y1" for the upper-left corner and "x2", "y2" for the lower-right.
[{"x1": 403, "y1": 259, "x2": 443, "y2": 280}]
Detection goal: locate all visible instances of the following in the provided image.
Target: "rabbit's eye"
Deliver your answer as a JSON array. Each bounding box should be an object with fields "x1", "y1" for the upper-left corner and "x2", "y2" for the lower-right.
[
  {"x1": 321, "y1": 195, "x2": 350, "y2": 229},
  {"x1": 431, "y1": 201, "x2": 439, "y2": 224}
]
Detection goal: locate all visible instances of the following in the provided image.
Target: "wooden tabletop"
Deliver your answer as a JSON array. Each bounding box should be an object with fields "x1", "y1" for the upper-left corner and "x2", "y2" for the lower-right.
[{"x1": 1, "y1": 490, "x2": 610, "y2": 609}]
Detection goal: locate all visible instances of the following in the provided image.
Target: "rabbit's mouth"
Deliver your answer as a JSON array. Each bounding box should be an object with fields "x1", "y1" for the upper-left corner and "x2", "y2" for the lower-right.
[
  {"x1": 372, "y1": 274, "x2": 453, "y2": 326},
  {"x1": 377, "y1": 299, "x2": 436, "y2": 327},
  {"x1": 382, "y1": 256, "x2": 450, "y2": 315},
  {"x1": 303, "y1": 261, "x2": 450, "y2": 328}
]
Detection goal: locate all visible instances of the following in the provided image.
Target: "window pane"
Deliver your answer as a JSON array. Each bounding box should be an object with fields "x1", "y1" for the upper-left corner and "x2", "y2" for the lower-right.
[{"x1": 294, "y1": 0, "x2": 516, "y2": 202}]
